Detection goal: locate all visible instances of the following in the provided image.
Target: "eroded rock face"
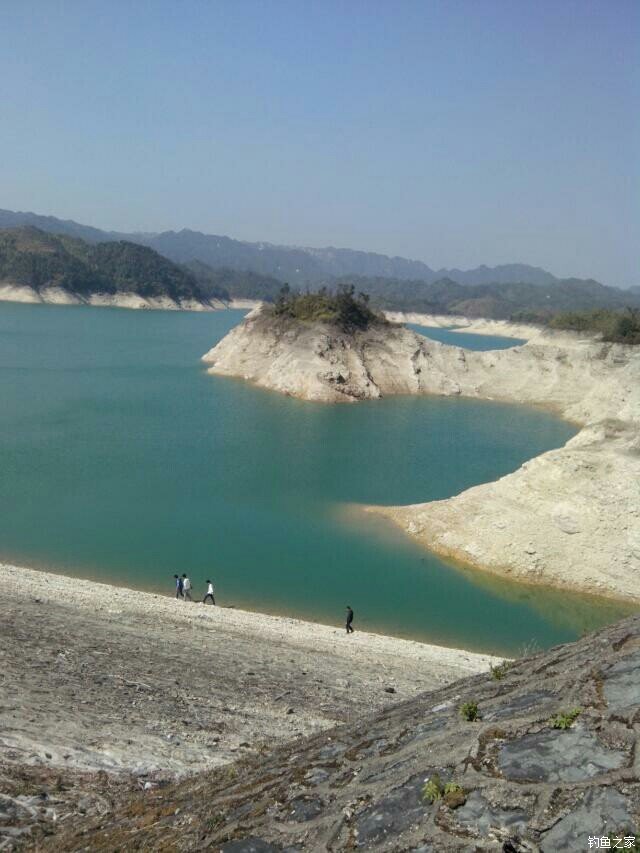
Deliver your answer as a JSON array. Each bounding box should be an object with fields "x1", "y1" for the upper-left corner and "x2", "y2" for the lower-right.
[
  {"x1": 45, "y1": 615, "x2": 640, "y2": 852},
  {"x1": 202, "y1": 308, "x2": 427, "y2": 403}
]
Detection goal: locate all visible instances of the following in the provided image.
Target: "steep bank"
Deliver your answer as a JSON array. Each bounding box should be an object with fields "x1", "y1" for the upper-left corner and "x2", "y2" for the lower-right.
[
  {"x1": 203, "y1": 307, "x2": 640, "y2": 601},
  {"x1": 202, "y1": 307, "x2": 428, "y2": 402}
]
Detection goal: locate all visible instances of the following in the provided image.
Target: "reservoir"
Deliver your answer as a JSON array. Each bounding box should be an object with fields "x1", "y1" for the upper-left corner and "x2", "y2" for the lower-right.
[{"x1": 0, "y1": 302, "x2": 632, "y2": 654}]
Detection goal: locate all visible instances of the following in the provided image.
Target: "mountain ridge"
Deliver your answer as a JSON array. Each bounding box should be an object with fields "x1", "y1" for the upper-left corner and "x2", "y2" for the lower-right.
[
  {"x1": 1, "y1": 224, "x2": 638, "y2": 320},
  {"x1": 0, "y1": 207, "x2": 583, "y2": 288}
]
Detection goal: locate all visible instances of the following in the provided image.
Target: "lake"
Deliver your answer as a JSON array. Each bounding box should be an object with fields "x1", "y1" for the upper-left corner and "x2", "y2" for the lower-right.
[{"x1": 0, "y1": 302, "x2": 632, "y2": 654}]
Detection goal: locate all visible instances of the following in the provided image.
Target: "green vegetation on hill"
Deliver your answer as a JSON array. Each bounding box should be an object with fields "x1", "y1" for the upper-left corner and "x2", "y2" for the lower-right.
[
  {"x1": 272, "y1": 284, "x2": 386, "y2": 331},
  {"x1": 0, "y1": 227, "x2": 206, "y2": 303},
  {"x1": 185, "y1": 259, "x2": 284, "y2": 302},
  {"x1": 331, "y1": 275, "x2": 640, "y2": 321},
  {"x1": 549, "y1": 307, "x2": 640, "y2": 344},
  {"x1": 0, "y1": 227, "x2": 111, "y2": 293},
  {"x1": 88, "y1": 241, "x2": 201, "y2": 301}
]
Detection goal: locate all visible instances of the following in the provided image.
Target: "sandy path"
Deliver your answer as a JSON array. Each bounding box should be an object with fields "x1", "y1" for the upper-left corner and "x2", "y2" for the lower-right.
[{"x1": 0, "y1": 564, "x2": 495, "y2": 780}]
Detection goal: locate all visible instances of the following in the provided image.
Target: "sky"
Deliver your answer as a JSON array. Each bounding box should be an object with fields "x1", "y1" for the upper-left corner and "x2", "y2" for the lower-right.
[{"x1": 0, "y1": 0, "x2": 638, "y2": 286}]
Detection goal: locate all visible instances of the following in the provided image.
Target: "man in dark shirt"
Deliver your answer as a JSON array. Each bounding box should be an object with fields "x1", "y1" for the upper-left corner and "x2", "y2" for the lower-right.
[
  {"x1": 345, "y1": 606, "x2": 354, "y2": 634},
  {"x1": 174, "y1": 574, "x2": 183, "y2": 599}
]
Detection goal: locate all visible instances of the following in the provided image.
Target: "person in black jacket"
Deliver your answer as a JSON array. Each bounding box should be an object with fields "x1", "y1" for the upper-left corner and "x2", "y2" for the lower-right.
[
  {"x1": 174, "y1": 574, "x2": 183, "y2": 599},
  {"x1": 345, "y1": 606, "x2": 354, "y2": 634}
]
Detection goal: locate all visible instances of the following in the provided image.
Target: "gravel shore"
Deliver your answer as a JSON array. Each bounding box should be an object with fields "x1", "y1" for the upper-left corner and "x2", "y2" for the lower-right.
[{"x1": 0, "y1": 563, "x2": 496, "y2": 780}]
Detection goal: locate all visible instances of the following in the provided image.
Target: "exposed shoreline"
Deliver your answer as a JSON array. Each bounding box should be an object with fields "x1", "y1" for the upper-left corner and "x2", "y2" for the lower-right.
[
  {"x1": 0, "y1": 284, "x2": 261, "y2": 313},
  {"x1": 0, "y1": 563, "x2": 497, "y2": 779},
  {"x1": 0, "y1": 283, "x2": 227, "y2": 311},
  {"x1": 383, "y1": 309, "x2": 547, "y2": 340}
]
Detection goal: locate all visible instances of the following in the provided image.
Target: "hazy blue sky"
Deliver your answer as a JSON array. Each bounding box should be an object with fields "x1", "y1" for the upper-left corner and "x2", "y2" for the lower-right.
[{"x1": 1, "y1": 1, "x2": 638, "y2": 285}]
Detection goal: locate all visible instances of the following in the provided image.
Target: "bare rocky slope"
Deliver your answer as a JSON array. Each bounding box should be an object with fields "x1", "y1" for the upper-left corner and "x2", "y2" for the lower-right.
[
  {"x1": 202, "y1": 308, "x2": 640, "y2": 603},
  {"x1": 32, "y1": 614, "x2": 640, "y2": 852}
]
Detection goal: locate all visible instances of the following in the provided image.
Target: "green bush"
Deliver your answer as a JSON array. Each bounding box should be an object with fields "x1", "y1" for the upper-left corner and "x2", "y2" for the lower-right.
[
  {"x1": 459, "y1": 701, "x2": 480, "y2": 722},
  {"x1": 550, "y1": 707, "x2": 581, "y2": 729},
  {"x1": 490, "y1": 661, "x2": 511, "y2": 681},
  {"x1": 421, "y1": 774, "x2": 443, "y2": 803},
  {"x1": 421, "y1": 776, "x2": 466, "y2": 808}
]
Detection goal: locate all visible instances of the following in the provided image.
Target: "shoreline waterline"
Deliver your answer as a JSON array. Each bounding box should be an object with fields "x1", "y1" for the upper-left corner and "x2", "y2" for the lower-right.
[
  {"x1": 1, "y1": 561, "x2": 503, "y2": 780},
  {"x1": 2, "y1": 560, "x2": 500, "y2": 671},
  {"x1": 1, "y1": 301, "x2": 631, "y2": 654},
  {"x1": 0, "y1": 556, "x2": 497, "y2": 656}
]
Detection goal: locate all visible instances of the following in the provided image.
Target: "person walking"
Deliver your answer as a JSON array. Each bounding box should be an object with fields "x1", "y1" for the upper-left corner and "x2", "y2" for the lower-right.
[
  {"x1": 345, "y1": 605, "x2": 354, "y2": 634},
  {"x1": 182, "y1": 573, "x2": 193, "y2": 601},
  {"x1": 203, "y1": 580, "x2": 216, "y2": 605},
  {"x1": 174, "y1": 574, "x2": 183, "y2": 599}
]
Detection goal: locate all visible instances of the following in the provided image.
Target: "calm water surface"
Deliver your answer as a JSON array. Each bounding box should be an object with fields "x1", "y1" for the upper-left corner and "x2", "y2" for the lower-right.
[
  {"x1": 407, "y1": 323, "x2": 527, "y2": 350},
  {"x1": 0, "y1": 303, "x2": 633, "y2": 654}
]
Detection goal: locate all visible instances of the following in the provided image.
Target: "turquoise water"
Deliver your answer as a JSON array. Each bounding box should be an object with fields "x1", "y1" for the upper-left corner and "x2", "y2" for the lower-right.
[
  {"x1": 0, "y1": 302, "x2": 633, "y2": 654},
  {"x1": 407, "y1": 323, "x2": 527, "y2": 350}
]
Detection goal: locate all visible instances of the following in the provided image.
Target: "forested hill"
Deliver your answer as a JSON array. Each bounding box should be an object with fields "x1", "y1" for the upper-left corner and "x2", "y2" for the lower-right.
[
  {"x1": 331, "y1": 274, "x2": 640, "y2": 321},
  {"x1": 184, "y1": 259, "x2": 283, "y2": 302},
  {"x1": 0, "y1": 227, "x2": 207, "y2": 303}
]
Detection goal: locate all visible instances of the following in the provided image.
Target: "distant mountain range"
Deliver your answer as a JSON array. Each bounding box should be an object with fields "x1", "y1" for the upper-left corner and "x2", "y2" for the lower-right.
[
  {"x1": 2, "y1": 208, "x2": 638, "y2": 321},
  {"x1": 2, "y1": 224, "x2": 639, "y2": 323},
  {"x1": 0, "y1": 207, "x2": 565, "y2": 287}
]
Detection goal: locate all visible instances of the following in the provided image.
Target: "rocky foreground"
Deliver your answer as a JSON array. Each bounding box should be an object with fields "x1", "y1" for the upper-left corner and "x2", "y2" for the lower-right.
[
  {"x1": 0, "y1": 564, "x2": 494, "y2": 850},
  {"x1": 203, "y1": 308, "x2": 640, "y2": 603},
  {"x1": 15, "y1": 613, "x2": 640, "y2": 851}
]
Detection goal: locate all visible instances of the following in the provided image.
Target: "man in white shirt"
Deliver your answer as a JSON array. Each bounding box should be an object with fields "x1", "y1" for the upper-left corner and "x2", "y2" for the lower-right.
[
  {"x1": 182, "y1": 573, "x2": 192, "y2": 601},
  {"x1": 203, "y1": 580, "x2": 215, "y2": 605}
]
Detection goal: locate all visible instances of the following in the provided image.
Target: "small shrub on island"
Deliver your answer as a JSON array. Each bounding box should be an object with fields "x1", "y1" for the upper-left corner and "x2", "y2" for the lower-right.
[{"x1": 272, "y1": 283, "x2": 387, "y2": 332}]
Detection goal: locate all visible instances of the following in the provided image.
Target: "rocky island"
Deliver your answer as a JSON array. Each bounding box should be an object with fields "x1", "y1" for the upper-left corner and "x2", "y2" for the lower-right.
[{"x1": 203, "y1": 291, "x2": 640, "y2": 604}]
